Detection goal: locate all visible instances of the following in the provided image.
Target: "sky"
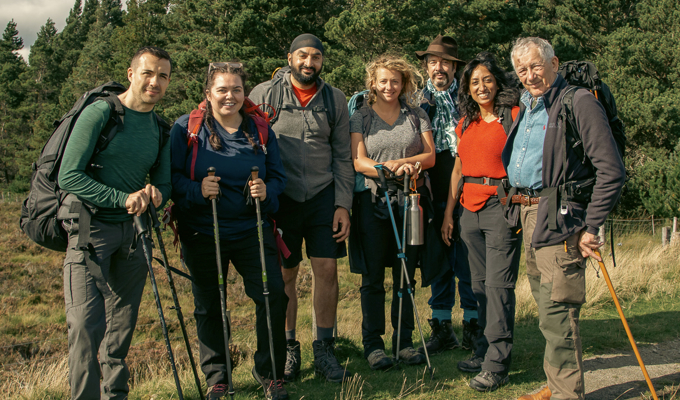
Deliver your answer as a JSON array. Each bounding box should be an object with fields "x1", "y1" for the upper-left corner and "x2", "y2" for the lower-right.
[{"x1": 0, "y1": 0, "x2": 125, "y2": 63}]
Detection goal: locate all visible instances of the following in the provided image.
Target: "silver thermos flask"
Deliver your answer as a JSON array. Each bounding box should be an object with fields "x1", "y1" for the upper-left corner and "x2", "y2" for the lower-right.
[{"x1": 406, "y1": 193, "x2": 424, "y2": 245}]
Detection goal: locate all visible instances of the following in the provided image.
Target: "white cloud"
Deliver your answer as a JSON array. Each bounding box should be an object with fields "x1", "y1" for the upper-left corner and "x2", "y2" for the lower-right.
[{"x1": 0, "y1": 0, "x2": 74, "y2": 53}]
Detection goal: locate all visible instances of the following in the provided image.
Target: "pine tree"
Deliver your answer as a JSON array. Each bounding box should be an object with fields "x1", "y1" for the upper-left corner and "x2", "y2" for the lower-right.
[{"x1": 0, "y1": 20, "x2": 27, "y2": 187}]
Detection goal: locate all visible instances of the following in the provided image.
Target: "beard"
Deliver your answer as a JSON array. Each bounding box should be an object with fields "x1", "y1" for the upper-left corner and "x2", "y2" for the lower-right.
[
  {"x1": 431, "y1": 72, "x2": 451, "y2": 90},
  {"x1": 291, "y1": 63, "x2": 322, "y2": 85}
]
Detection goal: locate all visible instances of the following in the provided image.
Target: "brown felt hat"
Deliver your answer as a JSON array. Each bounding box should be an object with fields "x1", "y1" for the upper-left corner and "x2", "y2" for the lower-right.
[{"x1": 416, "y1": 35, "x2": 465, "y2": 64}]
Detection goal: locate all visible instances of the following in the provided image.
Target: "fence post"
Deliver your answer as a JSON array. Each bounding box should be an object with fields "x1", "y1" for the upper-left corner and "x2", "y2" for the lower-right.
[
  {"x1": 662, "y1": 227, "x2": 669, "y2": 247},
  {"x1": 672, "y1": 217, "x2": 679, "y2": 246},
  {"x1": 651, "y1": 215, "x2": 655, "y2": 236}
]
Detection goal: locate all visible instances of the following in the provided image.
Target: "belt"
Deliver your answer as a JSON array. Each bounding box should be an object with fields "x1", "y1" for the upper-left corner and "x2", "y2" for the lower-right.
[
  {"x1": 462, "y1": 176, "x2": 506, "y2": 186},
  {"x1": 500, "y1": 195, "x2": 541, "y2": 206}
]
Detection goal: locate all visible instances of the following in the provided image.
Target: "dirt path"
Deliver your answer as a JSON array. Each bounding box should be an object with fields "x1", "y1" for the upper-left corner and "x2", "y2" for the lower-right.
[
  {"x1": 519, "y1": 339, "x2": 680, "y2": 399},
  {"x1": 584, "y1": 339, "x2": 680, "y2": 399}
]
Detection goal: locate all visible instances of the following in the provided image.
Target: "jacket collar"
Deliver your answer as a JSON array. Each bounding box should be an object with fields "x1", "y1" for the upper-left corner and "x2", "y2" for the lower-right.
[{"x1": 542, "y1": 74, "x2": 567, "y2": 110}]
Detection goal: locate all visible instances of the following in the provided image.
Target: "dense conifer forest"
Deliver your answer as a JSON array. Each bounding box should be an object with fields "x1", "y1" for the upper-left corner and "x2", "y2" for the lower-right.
[{"x1": 1, "y1": 0, "x2": 678, "y2": 217}]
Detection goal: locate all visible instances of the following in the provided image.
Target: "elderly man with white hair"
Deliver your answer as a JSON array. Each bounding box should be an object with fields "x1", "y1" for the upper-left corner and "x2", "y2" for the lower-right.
[{"x1": 500, "y1": 37, "x2": 625, "y2": 400}]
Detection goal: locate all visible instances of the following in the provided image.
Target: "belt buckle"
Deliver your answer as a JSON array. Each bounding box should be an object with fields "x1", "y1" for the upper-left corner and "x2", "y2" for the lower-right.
[
  {"x1": 523, "y1": 195, "x2": 531, "y2": 206},
  {"x1": 482, "y1": 177, "x2": 490, "y2": 186}
]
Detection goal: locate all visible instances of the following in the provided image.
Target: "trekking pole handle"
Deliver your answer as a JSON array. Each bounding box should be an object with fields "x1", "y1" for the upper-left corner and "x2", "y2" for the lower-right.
[
  {"x1": 207, "y1": 167, "x2": 217, "y2": 200},
  {"x1": 251, "y1": 166, "x2": 259, "y2": 181},
  {"x1": 148, "y1": 202, "x2": 160, "y2": 230},
  {"x1": 133, "y1": 214, "x2": 148, "y2": 236}
]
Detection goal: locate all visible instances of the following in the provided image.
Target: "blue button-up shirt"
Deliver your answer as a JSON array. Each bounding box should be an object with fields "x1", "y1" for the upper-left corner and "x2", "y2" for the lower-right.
[{"x1": 507, "y1": 91, "x2": 549, "y2": 189}]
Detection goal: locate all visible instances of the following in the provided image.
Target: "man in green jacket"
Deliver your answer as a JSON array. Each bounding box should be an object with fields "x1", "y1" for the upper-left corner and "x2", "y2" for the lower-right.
[{"x1": 58, "y1": 46, "x2": 172, "y2": 400}]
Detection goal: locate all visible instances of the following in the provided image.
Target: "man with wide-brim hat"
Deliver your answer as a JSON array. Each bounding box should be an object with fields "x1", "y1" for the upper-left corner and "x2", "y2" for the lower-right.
[{"x1": 415, "y1": 35, "x2": 481, "y2": 359}]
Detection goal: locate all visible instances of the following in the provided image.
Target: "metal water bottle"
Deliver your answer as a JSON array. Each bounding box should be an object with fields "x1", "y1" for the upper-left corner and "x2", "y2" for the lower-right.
[{"x1": 406, "y1": 193, "x2": 424, "y2": 245}]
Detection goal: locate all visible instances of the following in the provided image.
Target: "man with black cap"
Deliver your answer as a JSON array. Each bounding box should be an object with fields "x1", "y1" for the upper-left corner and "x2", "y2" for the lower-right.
[
  {"x1": 415, "y1": 35, "x2": 481, "y2": 356},
  {"x1": 250, "y1": 33, "x2": 353, "y2": 384}
]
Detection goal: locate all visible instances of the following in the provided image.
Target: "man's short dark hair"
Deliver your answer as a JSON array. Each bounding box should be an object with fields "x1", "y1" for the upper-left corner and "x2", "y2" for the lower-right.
[{"x1": 131, "y1": 46, "x2": 173, "y2": 75}]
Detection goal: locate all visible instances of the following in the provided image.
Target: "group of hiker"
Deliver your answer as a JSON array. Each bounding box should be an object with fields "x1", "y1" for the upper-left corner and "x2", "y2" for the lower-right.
[{"x1": 51, "y1": 30, "x2": 625, "y2": 400}]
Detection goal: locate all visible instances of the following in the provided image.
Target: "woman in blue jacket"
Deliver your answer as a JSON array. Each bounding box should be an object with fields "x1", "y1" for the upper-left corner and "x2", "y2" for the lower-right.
[{"x1": 170, "y1": 62, "x2": 288, "y2": 399}]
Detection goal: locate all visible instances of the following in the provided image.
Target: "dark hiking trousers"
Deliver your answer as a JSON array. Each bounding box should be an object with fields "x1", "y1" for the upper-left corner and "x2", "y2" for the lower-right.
[
  {"x1": 181, "y1": 226, "x2": 288, "y2": 384},
  {"x1": 63, "y1": 218, "x2": 148, "y2": 400},
  {"x1": 354, "y1": 190, "x2": 419, "y2": 358},
  {"x1": 428, "y1": 202, "x2": 477, "y2": 315},
  {"x1": 460, "y1": 197, "x2": 521, "y2": 374}
]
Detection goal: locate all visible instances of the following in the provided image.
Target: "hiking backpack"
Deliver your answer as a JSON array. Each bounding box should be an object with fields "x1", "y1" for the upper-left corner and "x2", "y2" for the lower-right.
[
  {"x1": 20, "y1": 81, "x2": 171, "y2": 252},
  {"x1": 558, "y1": 60, "x2": 627, "y2": 167},
  {"x1": 266, "y1": 66, "x2": 337, "y2": 130}
]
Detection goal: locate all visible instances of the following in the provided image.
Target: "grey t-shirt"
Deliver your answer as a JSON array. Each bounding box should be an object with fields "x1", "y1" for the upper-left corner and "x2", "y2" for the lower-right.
[{"x1": 350, "y1": 105, "x2": 432, "y2": 163}]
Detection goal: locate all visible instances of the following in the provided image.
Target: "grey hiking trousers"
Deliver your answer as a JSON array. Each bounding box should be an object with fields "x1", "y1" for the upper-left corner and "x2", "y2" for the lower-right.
[{"x1": 62, "y1": 218, "x2": 147, "y2": 400}]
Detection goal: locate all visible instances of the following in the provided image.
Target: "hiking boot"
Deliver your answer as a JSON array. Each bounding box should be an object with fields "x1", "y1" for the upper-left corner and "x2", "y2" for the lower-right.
[
  {"x1": 283, "y1": 339, "x2": 301, "y2": 382},
  {"x1": 398, "y1": 347, "x2": 427, "y2": 365},
  {"x1": 518, "y1": 386, "x2": 552, "y2": 400},
  {"x1": 418, "y1": 318, "x2": 460, "y2": 355},
  {"x1": 312, "y1": 338, "x2": 350, "y2": 383},
  {"x1": 469, "y1": 370, "x2": 509, "y2": 392},
  {"x1": 462, "y1": 318, "x2": 482, "y2": 351},
  {"x1": 367, "y1": 349, "x2": 394, "y2": 370},
  {"x1": 252, "y1": 366, "x2": 289, "y2": 400},
  {"x1": 457, "y1": 354, "x2": 484, "y2": 373},
  {"x1": 206, "y1": 384, "x2": 229, "y2": 399}
]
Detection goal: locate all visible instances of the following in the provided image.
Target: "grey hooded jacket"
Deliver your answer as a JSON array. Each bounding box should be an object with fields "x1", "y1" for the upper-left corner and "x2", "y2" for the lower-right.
[{"x1": 249, "y1": 71, "x2": 354, "y2": 211}]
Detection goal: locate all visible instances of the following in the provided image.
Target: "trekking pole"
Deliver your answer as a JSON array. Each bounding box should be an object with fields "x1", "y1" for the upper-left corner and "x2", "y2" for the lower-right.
[
  {"x1": 395, "y1": 173, "x2": 410, "y2": 363},
  {"x1": 207, "y1": 167, "x2": 236, "y2": 400},
  {"x1": 147, "y1": 204, "x2": 205, "y2": 400},
  {"x1": 594, "y1": 250, "x2": 658, "y2": 400},
  {"x1": 375, "y1": 165, "x2": 433, "y2": 378},
  {"x1": 251, "y1": 166, "x2": 280, "y2": 397},
  {"x1": 133, "y1": 211, "x2": 184, "y2": 400}
]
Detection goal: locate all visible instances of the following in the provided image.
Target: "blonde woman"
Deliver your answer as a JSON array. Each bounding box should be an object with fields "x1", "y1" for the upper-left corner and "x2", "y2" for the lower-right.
[{"x1": 348, "y1": 55, "x2": 438, "y2": 370}]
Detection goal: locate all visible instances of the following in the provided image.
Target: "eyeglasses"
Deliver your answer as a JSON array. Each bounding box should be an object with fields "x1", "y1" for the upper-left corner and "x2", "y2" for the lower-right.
[{"x1": 208, "y1": 62, "x2": 243, "y2": 73}]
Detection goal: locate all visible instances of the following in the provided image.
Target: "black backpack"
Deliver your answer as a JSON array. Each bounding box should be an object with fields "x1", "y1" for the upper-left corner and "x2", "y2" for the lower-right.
[
  {"x1": 267, "y1": 66, "x2": 337, "y2": 130},
  {"x1": 558, "y1": 60, "x2": 627, "y2": 168},
  {"x1": 20, "y1": 81, "x2": 170, "y2": 252}
]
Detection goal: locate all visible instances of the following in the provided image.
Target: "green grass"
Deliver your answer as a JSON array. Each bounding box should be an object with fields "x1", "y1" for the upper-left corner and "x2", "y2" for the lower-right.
[{"x1": 1, "y1": 200, "x2": 679, "y2": 399}]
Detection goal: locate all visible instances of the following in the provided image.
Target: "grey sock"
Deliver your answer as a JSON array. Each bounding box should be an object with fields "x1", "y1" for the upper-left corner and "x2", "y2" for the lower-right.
[
  {"x1": 285, "y1": 329, "x2": 296, "y2": 341},
  {"x1": 317, "y1": 326, "x2": 334, "y2": 341}
]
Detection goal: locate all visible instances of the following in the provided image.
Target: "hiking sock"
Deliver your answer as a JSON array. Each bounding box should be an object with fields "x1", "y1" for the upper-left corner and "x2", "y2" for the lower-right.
[
  {"x1": 463, "y1": 309, "x2": 478, "y2": 323},
  {"x1": 432, "y1": 309, "x2": 452, "y2": 322},
  {"x1": 317, "y1": 326, "x2": 334, "y2": 341},
  {"x1": 285, "y1": 329, "x2": 296, "y2": 341}
]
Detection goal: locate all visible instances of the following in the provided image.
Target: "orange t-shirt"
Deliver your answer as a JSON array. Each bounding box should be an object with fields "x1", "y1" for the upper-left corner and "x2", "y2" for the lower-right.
[
  {"x1": 457, "y1": 106, "x2": 519, "y2": 212},
  {"x1": 291, "y1": 83, "x2": 317, "y2": 107}
]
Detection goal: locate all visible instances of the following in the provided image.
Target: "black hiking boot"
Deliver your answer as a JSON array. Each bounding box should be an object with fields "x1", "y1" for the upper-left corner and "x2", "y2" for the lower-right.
[
  {"x1": 462, "y1": 318, "x2": 482, "y2": 351},
  {"x1": 312, "y1": 338, "x2": 350, "y2": 383},
  {"x1": 252, "y1": 366, "x2": 289, "y2": 400},
  {"x1": 458, "y1": 354, "x2": 484, "y2": 373},
  {"x1": 417, "y1": 318, "x2": 460, "y2": 355},
  {"x1": 283, "y1": 339, "x2": 301, "y2": 382}
]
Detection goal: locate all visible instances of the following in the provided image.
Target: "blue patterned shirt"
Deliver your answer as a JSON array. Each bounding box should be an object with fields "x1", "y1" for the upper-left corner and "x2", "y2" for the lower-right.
[{"x1": 507, "y1": 91, "x2": 549, "y2": 189}]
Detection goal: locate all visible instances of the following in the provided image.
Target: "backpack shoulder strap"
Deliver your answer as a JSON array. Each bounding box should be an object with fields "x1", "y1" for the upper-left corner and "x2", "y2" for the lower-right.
[
  {"x1": 358, "y1": 106, "x2": 372, "y2": 139},
  {"x1": 186, "y1": 101, "x2": 207, "y2": 181},
  {"x1": 151, "y1": 113, "x2": 171, "y2": 170},
  {"x1": 499, "y1": 106, "x2": 514, "y2": 135},
  {"x1": 321, "y1": 83, "x2": 337, "y2": 132},
  {"x1": 92, "y1": 93, "x2": 125, "y2": 158},
  {"x1": 560, "y1": 86, "x2": 587, "y2": 166},
  {"x1": 268, "y1": 67, "x2": 288, "y2": 125}
]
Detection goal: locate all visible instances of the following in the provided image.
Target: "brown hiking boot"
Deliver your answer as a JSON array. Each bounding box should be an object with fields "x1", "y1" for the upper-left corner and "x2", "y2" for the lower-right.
[{"x1": 518, "y1": 386, "x2": 551, "y2": 400}]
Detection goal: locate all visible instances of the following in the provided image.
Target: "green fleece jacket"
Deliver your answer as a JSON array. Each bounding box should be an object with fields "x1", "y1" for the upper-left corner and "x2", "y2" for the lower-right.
[{"x1": 58, "y1": 100, "x2": 171, "y2": 222}]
